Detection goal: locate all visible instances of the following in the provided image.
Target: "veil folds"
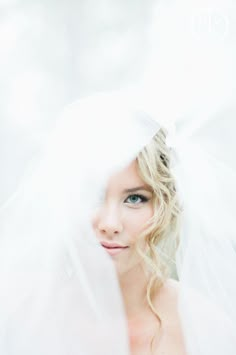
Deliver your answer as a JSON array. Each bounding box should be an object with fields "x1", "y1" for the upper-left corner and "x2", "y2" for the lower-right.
[{"x1": 0, "y1": 94, "x2": 159, "y2": 355}]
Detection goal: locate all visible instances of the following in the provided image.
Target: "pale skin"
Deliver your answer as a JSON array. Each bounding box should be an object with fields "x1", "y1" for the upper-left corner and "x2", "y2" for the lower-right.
[{"x1": 92, "y1": 160, "x2": 187, "y2": 355}]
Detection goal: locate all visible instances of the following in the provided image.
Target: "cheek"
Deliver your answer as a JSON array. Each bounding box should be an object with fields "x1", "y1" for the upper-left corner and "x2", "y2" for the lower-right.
[
  {"x1": 90, "y1": 211, "x2": 100, "y2": 235},
  {"x1": 123, "y1": 205, "x2": 154, "y2": 238}
]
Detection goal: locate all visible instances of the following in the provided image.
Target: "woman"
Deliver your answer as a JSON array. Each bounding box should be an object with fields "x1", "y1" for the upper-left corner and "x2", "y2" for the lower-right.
[
  {"x1": 92, "y1": 128, "x2": 186, "y2": 354},
  {"x1": 0, "y1": 93, "x2": 235, "y2": 355}
]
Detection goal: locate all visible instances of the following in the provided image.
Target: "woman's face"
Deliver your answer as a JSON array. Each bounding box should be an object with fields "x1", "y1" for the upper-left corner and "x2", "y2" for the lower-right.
[{"x1": 92, "y1": 160, "x2": 154, "y2": 276}]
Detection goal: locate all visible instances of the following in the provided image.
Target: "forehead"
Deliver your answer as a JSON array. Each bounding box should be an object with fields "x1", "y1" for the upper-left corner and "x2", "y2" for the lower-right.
[{"x1": 106, "y1": 160, "x2": 145, "y2": 192}]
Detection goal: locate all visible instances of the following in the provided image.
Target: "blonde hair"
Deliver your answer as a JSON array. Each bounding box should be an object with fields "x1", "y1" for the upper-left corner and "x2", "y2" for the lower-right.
[{"x1": 136, "y1": 128, "x2": 181, "y2": 318}]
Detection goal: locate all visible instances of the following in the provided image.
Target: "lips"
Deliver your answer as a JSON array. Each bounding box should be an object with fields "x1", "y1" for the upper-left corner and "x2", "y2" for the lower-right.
[{"x1": 101, "y1": 242, "x2": 129, "y2": 256}]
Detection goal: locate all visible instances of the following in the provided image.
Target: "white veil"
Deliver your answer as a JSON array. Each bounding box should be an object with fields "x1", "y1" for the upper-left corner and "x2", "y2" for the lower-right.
[
  {"x1": 170, "y1": 120, "x2": 236, "y2": 355},
  {"x1": 0, "y1": 94, "x2": 160, "y2": 354},
  {"x1": 1, "y1": 0, "x2": 236, "y2": 354}
]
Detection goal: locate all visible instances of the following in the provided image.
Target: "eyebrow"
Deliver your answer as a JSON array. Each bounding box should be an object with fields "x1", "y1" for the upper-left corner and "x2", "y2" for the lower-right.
[{"x1": 123, "y1": 186, "x2": 152, "y2": 193}]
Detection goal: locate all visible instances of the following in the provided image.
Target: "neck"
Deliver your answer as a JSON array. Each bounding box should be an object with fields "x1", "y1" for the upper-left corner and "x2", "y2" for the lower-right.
[{"x1": 118, "y1": 263, "x2": 150, "y2": 320}]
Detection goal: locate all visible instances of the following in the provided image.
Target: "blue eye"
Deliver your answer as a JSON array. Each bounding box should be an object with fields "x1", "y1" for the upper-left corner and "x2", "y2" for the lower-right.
[{"x1": 125, "y1": 194, "x2": 149, "y2": 204}]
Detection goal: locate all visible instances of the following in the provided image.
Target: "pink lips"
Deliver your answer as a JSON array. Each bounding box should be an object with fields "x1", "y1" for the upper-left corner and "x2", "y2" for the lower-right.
[{"x1": 101, "y1": 242, "x2": 128, "y2": 256}]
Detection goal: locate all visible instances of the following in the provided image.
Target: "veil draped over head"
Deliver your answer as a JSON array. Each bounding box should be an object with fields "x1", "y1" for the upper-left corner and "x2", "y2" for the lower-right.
[
  {"x1": 1, "y1": 0, "x2": 236, "y2": 354},
  {"x1": 0, "y1": 94, "x2": 160, "y2": 355}
]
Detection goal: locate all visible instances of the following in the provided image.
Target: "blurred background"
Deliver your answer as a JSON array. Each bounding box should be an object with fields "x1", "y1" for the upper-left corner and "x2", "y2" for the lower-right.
[
  {"x1": 1, "y1": 0, "x2": 235, "y2": 206},
  {"x1": 0, "y1": 0, "x2": 156, "y2": 205}
]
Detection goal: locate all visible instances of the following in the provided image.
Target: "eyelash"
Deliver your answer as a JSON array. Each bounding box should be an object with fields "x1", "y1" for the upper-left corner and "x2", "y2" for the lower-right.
[{"x1": 124, "y1": 194, "x2": 149, "y2": 204}]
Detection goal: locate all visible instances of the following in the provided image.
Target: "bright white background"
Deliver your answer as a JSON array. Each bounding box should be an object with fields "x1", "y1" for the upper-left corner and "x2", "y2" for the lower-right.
[{"x1": 1, "y1": 0, "x2": 236, "y2": 205}]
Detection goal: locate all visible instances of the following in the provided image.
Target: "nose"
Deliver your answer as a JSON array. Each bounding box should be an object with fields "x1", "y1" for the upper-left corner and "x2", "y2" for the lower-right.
[{"x1": 96, "y1": 204, "x2": 123, "y2": 237}]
